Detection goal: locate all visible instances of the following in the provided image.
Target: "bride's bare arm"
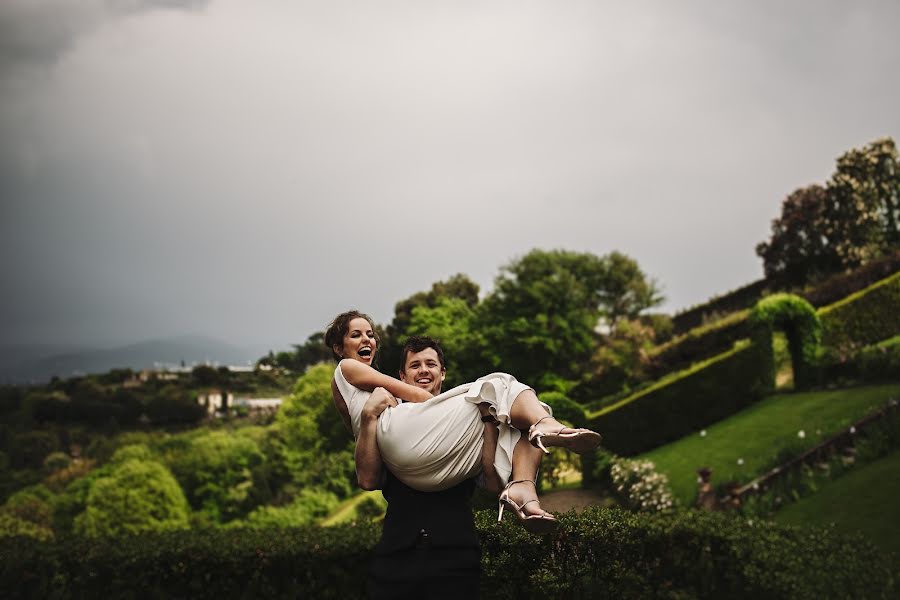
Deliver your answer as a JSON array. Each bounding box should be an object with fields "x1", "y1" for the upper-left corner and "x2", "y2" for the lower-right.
[
  {"x1": 339, "y1": 359, "x2": 432, "y2": 403},
  {"x1": 355, "y1": 387, "x2": 397, "y2": 490}
]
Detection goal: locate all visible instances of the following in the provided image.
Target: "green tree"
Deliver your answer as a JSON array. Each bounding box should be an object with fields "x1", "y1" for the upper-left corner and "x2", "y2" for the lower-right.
[
  {"x1": 598, "y1": 251, "x2": 666, "y2": 331},
  {"x1": 165, "y1": 431, "x2": 265, "y2": 523},
  {"x1": 273, "y1": 363, "x2": 355, "y2": 497},
  {"x1": 145, "y1": 385, "x2": 205, "y2": 425},
  {"x1": 757, "y1": 138, "x2": 900, "y2": 288},
  {"x1": 75, "y1": 459, "x2": 190, "y2": 537},
  {"x1": 588, "y1": 317, "x2": 660, "y2": 394},
  {"x1": 382, "y1": 274, "x2": 481, "y2": 374},
  {"x1": 824, "y1": 137, "x2": 900, "y2": 268},
  {"x1": 756, "y1": 185, "x2": 838, "y2": 289},
  {"x1": 406, "y1": 296, "x2": 483, "y2": 385},
  {"x1": 476, "y1": 249, "x2": 663, "y2": 387},
  {"x1": 191, "y1": 365, "x2": 221, "y2": 387}
]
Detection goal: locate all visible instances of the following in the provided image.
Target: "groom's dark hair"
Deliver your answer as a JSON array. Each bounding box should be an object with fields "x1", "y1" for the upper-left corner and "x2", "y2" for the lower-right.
[{"x1": 400, "y1": 336, "x2": 446, "y2": 372}]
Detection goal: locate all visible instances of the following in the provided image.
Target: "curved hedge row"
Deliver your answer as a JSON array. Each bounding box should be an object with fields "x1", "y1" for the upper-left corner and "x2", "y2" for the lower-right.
[
  {"x1": 1, "y1": 509, "x2": 895, "y2": 599},
  {"x1": 819, "y1": 271, "x2": 900, "y2": 356},
  {"x1": 587, "y1": 342, "x2": 769, "y2": 456},
  {"x1": 671, "y1": 279, "x2": 769, "y2": 334},
  {"x1": 645, "y1": 309, "x2": 751, "y2": 382},
  {"x1": 801, "y1": 249, "x2": 900, "y2": 308}
]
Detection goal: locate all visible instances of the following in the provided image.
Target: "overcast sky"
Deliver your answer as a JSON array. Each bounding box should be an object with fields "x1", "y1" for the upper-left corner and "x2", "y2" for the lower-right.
[{"x1": 1, "y1": 0, "x2": 898, "y2": 354}]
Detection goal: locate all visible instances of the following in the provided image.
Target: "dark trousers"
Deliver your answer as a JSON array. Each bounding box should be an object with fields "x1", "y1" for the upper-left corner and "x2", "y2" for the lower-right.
[{"x1": 371, "y1": 546, "x2": 481, "y2": 600}]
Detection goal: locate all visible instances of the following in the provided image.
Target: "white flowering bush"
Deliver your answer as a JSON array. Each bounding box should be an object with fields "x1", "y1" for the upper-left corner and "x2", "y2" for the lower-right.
[{"x1": 610, "y1": 458, "x2": 676, "y2": 512}]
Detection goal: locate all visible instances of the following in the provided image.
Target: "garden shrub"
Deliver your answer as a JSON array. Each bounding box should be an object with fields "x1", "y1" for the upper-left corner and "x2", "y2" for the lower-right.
[
  {"x1": 609, "y1": 457, "x2": 676, "y2": 512},
  {"x1": 2, "y1": 510, "x2": 894, "y2": 599},
  {"x1": 588, "y1": 342, "x2": 769, "y2": 455},
  {"x1": 236, "y1": 487, "x2": 339, "y2": 529},
  {"x1": 73, "y1": 459, "x2": 190, "y2": 537},
  {"x1": 819, "y1": 271, "x2": 900, "y2": 356}
]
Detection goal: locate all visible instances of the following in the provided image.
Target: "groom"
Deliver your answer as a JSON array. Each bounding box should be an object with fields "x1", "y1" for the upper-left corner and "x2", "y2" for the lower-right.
[{"x1": 355, "y1": 336, "x2": 495, "y2": 599}]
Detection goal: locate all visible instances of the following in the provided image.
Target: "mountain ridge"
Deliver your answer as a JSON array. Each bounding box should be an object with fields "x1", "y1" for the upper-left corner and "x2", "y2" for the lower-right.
[{"x1": 0, "y1": 335, "x2": 262, "y2": 384}]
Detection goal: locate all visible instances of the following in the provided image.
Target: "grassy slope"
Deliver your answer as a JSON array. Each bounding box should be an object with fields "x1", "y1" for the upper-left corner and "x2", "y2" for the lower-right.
[
  {"x1": 640, "y1": 383, "x2": 900, "y2": 504},
  {"x1": 320, "y1": 490, "x2": 385, "y2": 526},
  {"x1": 774, "y1": 448, "x2": 900, "y2": 561}
]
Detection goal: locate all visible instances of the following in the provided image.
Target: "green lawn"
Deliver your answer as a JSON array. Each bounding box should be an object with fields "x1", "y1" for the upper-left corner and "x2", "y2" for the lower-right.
[
  {"x1": 320, "y1": 490, "x2": 386, "y2": 526},
  {"x1": 641, "y1": 383, "x2": 900, "y2": 504},
  {"x1": 774, "y1": 448, "x2": 900, "y2": 561}
]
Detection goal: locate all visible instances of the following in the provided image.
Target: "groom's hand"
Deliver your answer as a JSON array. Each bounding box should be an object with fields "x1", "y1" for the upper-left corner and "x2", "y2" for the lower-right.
[{"x1": 362, "y1": 387, "x2": 397, "y2": 422}]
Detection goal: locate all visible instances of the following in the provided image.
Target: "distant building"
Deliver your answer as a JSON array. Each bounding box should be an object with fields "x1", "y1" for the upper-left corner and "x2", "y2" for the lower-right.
[{"x1": 197, "y1": 390, "x2": 282, "y2": 416}]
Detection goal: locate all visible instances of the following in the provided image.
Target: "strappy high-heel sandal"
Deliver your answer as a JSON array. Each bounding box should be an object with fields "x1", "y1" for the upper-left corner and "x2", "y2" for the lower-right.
[
  {"x1": 528, "y1": 415, "x2": 602, "y2": 455},
  {"x1": 497, "y1": 479, "x2": 559, "y2": 535}
]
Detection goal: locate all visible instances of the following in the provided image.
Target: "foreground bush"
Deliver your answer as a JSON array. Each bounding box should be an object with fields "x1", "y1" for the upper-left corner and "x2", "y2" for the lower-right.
[{"x1": 2, "y1": 509, "x2": 894, "y2": 599}]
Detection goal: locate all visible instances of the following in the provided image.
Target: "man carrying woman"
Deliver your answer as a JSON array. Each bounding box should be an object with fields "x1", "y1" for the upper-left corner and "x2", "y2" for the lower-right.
[{"x1": 326, "y1": 310, "x2": 602, "y2": 598}]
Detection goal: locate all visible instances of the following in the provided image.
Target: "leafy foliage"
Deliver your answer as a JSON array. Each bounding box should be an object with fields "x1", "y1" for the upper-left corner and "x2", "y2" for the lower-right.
[
  {"x1": 757, "y1": 137, "x2": 900, "y2": 288},
  {"x1": 749, "y1": 293, "x2": 822, "y2": 389},
  {"x1": 273, "y1": 363, "x2": 355, "y2": 498},
  {"x1": 609, "y1": 457, "x2": 676, "y2": 512},
  {"x1": 477, "y1": 249, "x2": 663, "y2": 387},
  {"x1": 163, "y1": 431, "x2": 265, "y2": 523},
  {"x1": 756, "y1": 185, "x2": 839, "y2": 288},
  {"x1": 73, "y1": 458, "x2": 190, "y2": 537},
  {"x1": 3, "y1": 510, "x2": 895, "y2": 599},
  {"x1": 407, "y1": 296, "x2": 483, "y2": 385},
  {"x1": 381, "y1": 273, "x2": 481, "y2": 376},
  {"x1": 824, "y1": 137, "x2": 900, "y2": 268},
  {"x1": 237, "y1": 488, "x2": 339, "y2": 529}
]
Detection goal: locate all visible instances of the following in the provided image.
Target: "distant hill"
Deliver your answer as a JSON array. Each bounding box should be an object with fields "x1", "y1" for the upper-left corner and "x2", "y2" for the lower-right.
[{"x1": 0, "y1": 336, "x2": 260, "y2": 384}]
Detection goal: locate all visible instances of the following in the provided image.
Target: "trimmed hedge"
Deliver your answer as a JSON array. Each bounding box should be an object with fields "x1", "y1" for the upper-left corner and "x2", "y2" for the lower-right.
[
  {"x1": 587, "y1": 342, "x2": 769, "y2": 456},
  {"x1": 858, "y1": 336, "x2": 900, "y2": 381},
  {"x1": 821, "y1": 335, "x2": 900, "y2": 384},
  {"x1": 645, "y1": 309, "x2": 751, "y2": 382},
  {"x1": 2, "y1": 509, "x2": 895, "y2": 599},
  {"x1": 672, "y1": 279, "x2": 769, "y2": 334},
  {"x1": 819, "y1": 271, "x2": 900, "y2": 355},
  {"x1": 1, "y1": 523, "x2": 381, "y2": 599},
  {"x1": 671, "y1": 252, "x2": 899, "y2": 336},
  {"x1": 801, "y1": 249, "x2": 900, "y2": 308},
  {"x1": 749, "y1": 294, "x2": 822, "y2": 389}
]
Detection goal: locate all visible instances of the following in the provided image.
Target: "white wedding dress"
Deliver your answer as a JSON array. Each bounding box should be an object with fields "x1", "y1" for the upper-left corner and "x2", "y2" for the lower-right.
[{"x1": 333, "y1": 363, "x2": 550, "y2": 492}]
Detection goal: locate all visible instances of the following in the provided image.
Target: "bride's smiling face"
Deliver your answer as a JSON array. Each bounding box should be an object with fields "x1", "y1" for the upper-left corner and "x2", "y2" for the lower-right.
[{"x1": 339, "y1": 317, "x2": 377, "y2": 365}]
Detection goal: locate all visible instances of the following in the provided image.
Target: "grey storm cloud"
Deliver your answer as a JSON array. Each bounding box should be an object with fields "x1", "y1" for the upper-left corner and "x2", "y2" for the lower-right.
[
  {"x1": 1, "y1": 1, "x2": 899, "y2": 358},
  {"x1": 0, "y1": 0, "x2": 209, "y2": 68}
]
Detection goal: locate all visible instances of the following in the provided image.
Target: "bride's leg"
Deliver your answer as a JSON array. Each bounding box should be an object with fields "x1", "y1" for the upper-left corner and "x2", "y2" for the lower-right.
[
  {"x1": 508, "y1": 389, "x2": 602, "y2": 454},
  {"x1": 508, "y1": 389, "x2": 567, "y2": 433},
  {"x1": 504, "y1": 436, "x2": 552, "y2": 518}
]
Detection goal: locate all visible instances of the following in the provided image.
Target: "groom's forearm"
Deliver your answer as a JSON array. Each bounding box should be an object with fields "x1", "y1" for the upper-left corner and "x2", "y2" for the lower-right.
[{"x1": 355, "y1": 416, "x2": 385, "y2": 490}]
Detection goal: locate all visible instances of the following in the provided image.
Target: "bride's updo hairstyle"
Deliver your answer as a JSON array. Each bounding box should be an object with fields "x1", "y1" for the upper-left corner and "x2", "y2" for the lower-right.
[{"x1": 324, "y1": 310, "x2": 379, "y2": 361}]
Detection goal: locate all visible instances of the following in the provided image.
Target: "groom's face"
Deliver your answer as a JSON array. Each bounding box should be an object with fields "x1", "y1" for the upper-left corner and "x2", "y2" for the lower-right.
[{"x1": 400, "y1": 348, "x2": 445, "y2": 396}]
